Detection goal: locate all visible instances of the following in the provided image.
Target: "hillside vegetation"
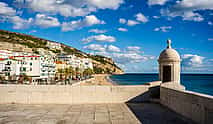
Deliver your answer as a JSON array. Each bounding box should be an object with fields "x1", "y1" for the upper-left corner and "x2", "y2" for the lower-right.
[{"x1": 0, "y1": 30, "x2": 123, "y2": 74}]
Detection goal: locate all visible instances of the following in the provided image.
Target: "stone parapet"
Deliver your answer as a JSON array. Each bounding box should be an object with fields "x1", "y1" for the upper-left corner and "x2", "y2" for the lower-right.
[
  {"x1": 160, "y1": 82, "x2": 213, "y2": 124},
  {"x1": 0, "y1": 81, "x2": 160, "y2": 104}
]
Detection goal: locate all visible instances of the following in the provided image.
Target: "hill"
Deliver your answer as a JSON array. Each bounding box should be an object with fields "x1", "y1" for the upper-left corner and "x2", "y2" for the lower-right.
[{"x1": 0, "y1": 30, "x2": 123, "y2": 74}]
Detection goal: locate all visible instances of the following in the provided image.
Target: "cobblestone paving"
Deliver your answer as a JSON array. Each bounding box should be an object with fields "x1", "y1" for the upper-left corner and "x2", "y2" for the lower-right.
[{"x1": 0, "y1": 104, "x2": 140, "y2": 124}]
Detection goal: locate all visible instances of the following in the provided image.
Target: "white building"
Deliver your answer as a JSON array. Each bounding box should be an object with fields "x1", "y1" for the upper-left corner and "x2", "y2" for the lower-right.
[
  {"x1": 57, "y1": 54, "x2": 93, "y2": 70},
  {"x1": 39, "y1": 55, "x2": 56, "y2": 80},
  {"x1": 0, "y1": 51, "x2": 56, "y2": 83}
]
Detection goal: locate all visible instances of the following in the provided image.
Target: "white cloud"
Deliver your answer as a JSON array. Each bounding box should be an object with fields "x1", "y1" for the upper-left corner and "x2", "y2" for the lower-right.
[
  {"x1": 182, "y1": 54, "x2": 205, "y2": 67},
  {"x1": 127, "y1": 46, "x2": 141, "y2": 53},
  {"x1": 154, "y1": 26, "x2": 172, "y2": 32},
  {"x1": 208, "y1": 21, "x2": 213, "y2": 26},
  {"x1": 83, "y1": 44, "x2": 106, "y2": 52},
  {"x1": 10, "y1": 16, "x2": 33, "y2": 29},
  {"x1": 35, "y1": 14, "x2": 60, "y2": 28},
  {"x1": 0, "y1": 2, "x2": 16, "y2": 16},
  {"x1": 127, "y1": 20, "x2": 139, "y2": 26},
  {"x1": 147, "y1": 0, "x2": 169, "y2": 6},
  {"x1": 118, "y1": 27, "x2": 128, "y2": 32},
  {"x1": 107, "y1": 45, "x2": 120, "y2": 52},
  {"x1": 15, "y1": 0, "x2": 93, "y2": 17},
  {"x1": 153, "y1": 16, "x2": 160, "y2": 19},
  {"x1": 112, "y1": 53, "x2": 148, "y2": 64},
  {"x1": 208, "y1": 38, "x2": 213, "y2": 41},
  {"x1": 87, "y1": 0, "x2": 124, "y2": 9},
  {"x1": 62, "y1": 15, "x2": 105, "y2": 31},
  {"x1": 119, "y1": 18, "x2": 126, "y2": 24},
  {"x1": 82, "y1": 34, "x2": 116, "y2": 43},
  {"x1": 135, "y1": 13, "x2": 148, "y2": 23},
  {"x1": 15, "y1": 0, "x2": 123, "y2": 17},
  {"x1": 29, "y1": 30, "x2": 37, "y2": 33},
  {"x1": 160, "y1": 0, "x2": 213, "y2": 22},
  {"x1": 89, "y1": 29, "x2": 107, "y2": 33}
]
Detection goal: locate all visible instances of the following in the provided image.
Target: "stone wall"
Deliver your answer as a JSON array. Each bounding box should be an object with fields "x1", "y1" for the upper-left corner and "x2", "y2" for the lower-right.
[
  {"x1": 160, "y1": 83, "x2": 213, "y2": 124},
  {"x1": 0, "y1": 81, "x2": 160, "y2": 104}
]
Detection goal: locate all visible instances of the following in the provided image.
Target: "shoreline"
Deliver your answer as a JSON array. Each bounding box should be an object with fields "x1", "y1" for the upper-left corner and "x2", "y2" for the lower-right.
[{"x1": 80, "y1": 74, "x2": 115, "y2": 86}]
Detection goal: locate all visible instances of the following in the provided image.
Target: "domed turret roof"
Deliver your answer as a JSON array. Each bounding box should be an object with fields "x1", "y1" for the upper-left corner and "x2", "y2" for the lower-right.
[{"x1": 158, "y1": 39, "x2": 180, "y2": 62}]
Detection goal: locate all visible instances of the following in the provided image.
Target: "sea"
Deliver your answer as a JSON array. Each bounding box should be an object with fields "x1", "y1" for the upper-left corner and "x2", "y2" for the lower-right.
[{"x1": 109, "y1": 74, "x2": 213, "y2": 96}]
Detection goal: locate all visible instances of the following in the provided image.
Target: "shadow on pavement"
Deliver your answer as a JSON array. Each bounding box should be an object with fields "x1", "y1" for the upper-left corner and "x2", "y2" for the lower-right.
[{"x1": 126, "y1": 103, "x2": 197, "y2": 124}]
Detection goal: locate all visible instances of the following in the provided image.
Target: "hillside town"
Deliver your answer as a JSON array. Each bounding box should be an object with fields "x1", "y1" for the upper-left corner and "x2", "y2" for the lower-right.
[{"x1": 0, "y1": 47, "x2": 93, "y2": 85}]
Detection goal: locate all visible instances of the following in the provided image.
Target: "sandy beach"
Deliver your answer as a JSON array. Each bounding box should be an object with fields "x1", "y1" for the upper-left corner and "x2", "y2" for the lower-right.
[{"x1": 80, "y1": 74, "x2": 114, "y2": 86}]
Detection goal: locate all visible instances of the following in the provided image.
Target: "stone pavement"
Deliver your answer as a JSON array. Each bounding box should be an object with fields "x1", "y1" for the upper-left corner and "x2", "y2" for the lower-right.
[
  {"x1": 0, "y1": 103, "x2": 140, "y2": 124},
  {"x1": 127, "y1": 103, "x2": 196, "y2": 124}
]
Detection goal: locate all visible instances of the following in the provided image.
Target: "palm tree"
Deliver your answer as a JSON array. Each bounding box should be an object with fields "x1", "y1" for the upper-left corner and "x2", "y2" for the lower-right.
[
  {"x1": 75, "y1": 67, "x2": 81, "y2": 80},
  {"x1": 57, "y1": 69, "x2": 64, "y2": 80},
  {"x1": 69, "y1": 66, "x2": 75, "y2": 79},
  {"x1": 83, "y1": 68, "x2": 93, "y2": 78}
]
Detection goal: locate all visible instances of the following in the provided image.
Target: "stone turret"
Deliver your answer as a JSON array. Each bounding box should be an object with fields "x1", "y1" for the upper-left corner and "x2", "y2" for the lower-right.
[{"x1": 158, "y1": 39, "x2": 184, "y2": 89}]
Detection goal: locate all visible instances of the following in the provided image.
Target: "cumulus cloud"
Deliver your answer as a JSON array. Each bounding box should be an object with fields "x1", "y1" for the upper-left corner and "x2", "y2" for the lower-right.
[
  {"x1": 83, "y1": 44, "x2": 106, "y2": 52},
  {"x1": 118, "y1": 27, "x2": 128, "y2": 32},
  {"x1": 182, "y1": 54, "x2": 205, "y2": 67},
  {"x1": 15, "y1": 0, "x2": 123, "y2": 17},
  {"x1": 82, "y1": 34, "x2": 116, "y2": 43},
  {"x1": 127, "y1": 20, "x2": 139, "y2": 26},
  {"x1": 135, "y1": 13, "x2": 148, "y2": 23},
  {"x1": 86, "y1": 44, "x2": 155, "y2": 71},
  {"x1": 89, "y1": 29, "x2": 107, "y2": 33},
  {"x1": 208, "y1": 38, "x2": 213, "y2": 41},
  {"x1": 147, "y1": 0, "x2": 169, "y2": 6},
  {"x1": 208, "y1": 21, "x2": 213, "y2": 26},
  {"x1": 62, "y1": 15, "x2": 105, "y2": 31},
  {"x1": 10, "y1": 16, "x2": 33, "y2": 29},
  {"x1": 107, "y1": 45, "x2": 120, "y2": 52},
  {"x1": 35, "y1": 14, "x2": 60, "y2": 28},
  {"x1": 160, "y1": 0, "x2": 213, "y2": 22},
  {"x1": 153, "y1": 16, "x2": 160, "y2": 19},
  {"x1": 127, "y1": 46, "x2": 141, "y2": 53},
  {"x1": 88, "y1": 0, "x2": 124, "y2": 10},
  {"x1": 0, "y1": 2, "x2": 16, "y2": 16},
  {"x1": 112, "y1": 53, "x2": 148, "y2": 64},
  {"x1": 154, "y1": 26, "x2": 172, "y2": 32},
  {"x1": 119, "y1": 13, "x2": 147, "y2": 27},
  {"x1": 119, "y1": 18, "x2": 126, "y2": 24}
]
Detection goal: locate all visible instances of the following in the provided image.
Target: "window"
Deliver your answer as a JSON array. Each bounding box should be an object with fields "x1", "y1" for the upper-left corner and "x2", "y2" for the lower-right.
[
  {"x1": 30, "y1": 62, "x2": 32, "y2": 66},
  {"x1": 30, "y1": 68, "x2": 32, "y2": 71}
]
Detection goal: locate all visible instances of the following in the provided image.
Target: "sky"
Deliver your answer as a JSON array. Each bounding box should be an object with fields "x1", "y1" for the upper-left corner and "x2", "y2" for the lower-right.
[{"x1": 0, "y1": 0, "x2": 213, "y2": 73}]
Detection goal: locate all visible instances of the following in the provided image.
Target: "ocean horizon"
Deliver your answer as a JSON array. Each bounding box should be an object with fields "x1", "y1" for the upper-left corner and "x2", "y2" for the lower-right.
[{"x1": 110, "y1": 73, "x2": 213, "y2": 96}]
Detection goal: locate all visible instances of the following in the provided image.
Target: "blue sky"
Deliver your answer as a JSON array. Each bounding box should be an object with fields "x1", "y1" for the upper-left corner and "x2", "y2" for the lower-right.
[{"x1": 0, "y1": 0, "x2": 213, "y2": 73}]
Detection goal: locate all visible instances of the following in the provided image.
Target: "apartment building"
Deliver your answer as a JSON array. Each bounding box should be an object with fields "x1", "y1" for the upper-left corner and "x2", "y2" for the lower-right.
[
  {"x1": 57, "y1": 54, "x2": 93, "y2": 70},
  {"x1": 0, "y1": 51, "x2": 56, "y2": 82}
]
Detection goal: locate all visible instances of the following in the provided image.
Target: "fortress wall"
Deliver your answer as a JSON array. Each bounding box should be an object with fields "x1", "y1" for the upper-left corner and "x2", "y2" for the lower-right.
[
  {"x1": 160, "y1": 83, "x2": 213, "y2": 124},
  {"x1": 0, "y1": 81, "x2": 160, "y2": 104}
]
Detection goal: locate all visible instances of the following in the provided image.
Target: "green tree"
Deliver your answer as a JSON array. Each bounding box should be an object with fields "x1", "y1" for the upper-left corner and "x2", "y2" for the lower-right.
[
  {"x1": 93, "y1": 67, "x2": 104, "y2": 74},
  {"x1": 57, "y1": 69, "x2": 64, "y2": 80},
  {"x1": 83, "y1": 68, "x2": 93, "y2": 77}
]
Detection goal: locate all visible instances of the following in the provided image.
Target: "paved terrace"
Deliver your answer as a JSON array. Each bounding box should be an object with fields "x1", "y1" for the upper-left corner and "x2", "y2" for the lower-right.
[{"x1": 0, "y1": 103, "x2": 195, "y2": 124}]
